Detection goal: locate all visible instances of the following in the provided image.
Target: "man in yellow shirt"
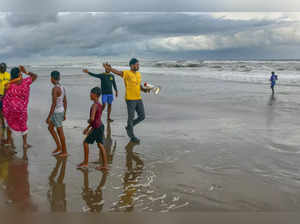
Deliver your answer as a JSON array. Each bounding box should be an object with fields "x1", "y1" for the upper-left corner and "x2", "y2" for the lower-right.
[
  {"x1": 0, "y1": 63, "x2": 10, "y2": 131},
  {"x1": 104, "y1": 58, "x2": 149, "y2": 143}
]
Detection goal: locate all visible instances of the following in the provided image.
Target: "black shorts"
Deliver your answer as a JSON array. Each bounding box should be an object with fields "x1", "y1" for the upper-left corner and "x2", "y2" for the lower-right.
[{"x1": 84, "y1": 125, "x2": 104, "y2": 144}]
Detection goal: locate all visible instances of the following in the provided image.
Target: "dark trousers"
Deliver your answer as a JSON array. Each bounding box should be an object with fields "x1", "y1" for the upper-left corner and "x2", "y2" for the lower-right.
[{"x1": 126, "y1": 100, "x2": 145, "y2": 138}]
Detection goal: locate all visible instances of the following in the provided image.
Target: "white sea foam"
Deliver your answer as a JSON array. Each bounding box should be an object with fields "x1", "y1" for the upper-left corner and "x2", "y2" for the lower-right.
[{"x1": 29, "y1": 59, "x2": 300, "y2": 86}]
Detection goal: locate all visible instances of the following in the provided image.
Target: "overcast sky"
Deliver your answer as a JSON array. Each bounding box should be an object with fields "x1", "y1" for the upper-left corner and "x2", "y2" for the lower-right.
[
  {"x1": 1, "y1": 12, "x2": 300, "y2": 62},
  {"x1": 3, "y1": 0, "x2": 300, "y2": 11}
]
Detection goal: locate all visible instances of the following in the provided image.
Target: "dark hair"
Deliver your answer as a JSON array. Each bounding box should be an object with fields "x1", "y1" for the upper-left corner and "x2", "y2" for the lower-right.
[
  {"x1": 272, "y1": 71, "x2": 275, "y2": 74},
  {"x1": 91, "y1": 87, "x2": 102, "y2": 97},
  {"x1": 10, "y1": 67, "x2": 20, "y2": 79},
  {"x1": 0, "y1": 63, "x2": 7, "y2": 73},
  {"x1": 51, "y1": 71, "x2": 60, "y2": 81},
  {"x1": 129, "y1": 58, "x2": 139, "y2": 66}
]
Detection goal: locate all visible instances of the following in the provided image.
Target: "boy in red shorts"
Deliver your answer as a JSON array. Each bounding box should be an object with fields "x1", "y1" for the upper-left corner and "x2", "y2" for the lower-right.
[{"x1": 78, "y1": 87, "x2": 108, "y2": 171}]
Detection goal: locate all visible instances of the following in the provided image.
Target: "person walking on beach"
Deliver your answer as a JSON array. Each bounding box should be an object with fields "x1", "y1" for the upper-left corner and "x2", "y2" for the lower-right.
[
  {"x1": 104, "y1": 58, "x2": 149, "y2": 143},
  {"x1": 3, "y1": 66, "x2": 37, "y2": 149},
  {"x1": 46, "y1": 71, "x2": 68, "y2": 157},
  {"x1": 78, "y1": 87, "x2": 108, "y2": 171},
  {"x1": 83, "y1": 67, "x2": 118, "y2": 122},
  {"x1": 270, "y1": 71, "x2": 278, "y2": 95}
]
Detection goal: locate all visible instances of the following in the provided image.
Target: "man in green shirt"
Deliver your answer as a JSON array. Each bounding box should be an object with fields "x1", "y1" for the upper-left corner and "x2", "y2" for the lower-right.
[{"x1": 83, "y1": 66, "x2": 118, "y2": 122}]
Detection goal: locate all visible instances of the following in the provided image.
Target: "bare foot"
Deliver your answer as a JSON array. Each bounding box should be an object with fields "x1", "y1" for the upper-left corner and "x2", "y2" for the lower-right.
[
  {"x1": 52, "y1": 148, "x2": 61, "y2": 154},
  {"x1": 107, "y1": 118, "x2": 114, "y2": 122},
  {"x1": 77, "y1": 162, "x2": 88, "y2": 169},
  {"x1": 96, "y1": 166, "x2": 108, "y2": 171},
  {"x1": 23, "y1": 144, "x2": 32, "y2": 150},
  {"x1": 4, "y1": 147, "x2": 16, "y2": 156},
  {"x1": 58, "y1": 153, "x2": 68, "y2": 158},
  {"x1": 23, "y1": 154, "x2": 28, "y2": 161},
  {"x1": 4, "y1": 139, "x2": 11, "y2": 146}
]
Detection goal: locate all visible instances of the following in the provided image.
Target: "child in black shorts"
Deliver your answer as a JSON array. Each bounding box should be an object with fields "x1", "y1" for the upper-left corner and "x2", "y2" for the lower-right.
[{"x1": 78, "y1": 87, "x2": 108, "y2": 171}]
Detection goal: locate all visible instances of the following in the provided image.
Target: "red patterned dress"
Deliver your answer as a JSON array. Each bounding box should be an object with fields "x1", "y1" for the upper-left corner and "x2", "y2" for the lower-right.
[{"x1": 3, "y1": 77, "x2": 32, "y2": 135}]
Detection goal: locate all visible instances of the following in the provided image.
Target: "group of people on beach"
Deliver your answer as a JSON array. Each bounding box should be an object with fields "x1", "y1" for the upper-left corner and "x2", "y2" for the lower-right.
[
  {"x1": 0, "y1": 58, "x2": 150, "y2": 171},
  {"x1": 0, "y1": 57, "x2": 279, "y2": 172}
]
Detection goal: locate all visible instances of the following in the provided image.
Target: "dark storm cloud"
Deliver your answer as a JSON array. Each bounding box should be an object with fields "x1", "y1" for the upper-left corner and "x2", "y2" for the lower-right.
[
  {"x1": 5, "y1": 13, "x2": 58, "y2": 27},
  {"x1": 0, "y1": 12, "x2": 300, "y2": 60},
  {"x1": 123, "y1": 13, "x2": 278, "y2": 36}
]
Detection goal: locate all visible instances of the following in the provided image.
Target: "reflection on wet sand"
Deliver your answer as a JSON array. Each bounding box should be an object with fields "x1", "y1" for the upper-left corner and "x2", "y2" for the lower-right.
[
  {"x1": 266, "y1": 94, "x2": 276, "y2": 137},
  {"x1": 95, "y1": 121, "x2": 117, "y2": 165},
  {"x1": 0, "y1": 147, "x2": 37, "y2": 212},
  {"x1": 48, "y1": 157, "x2": 67, "y2": 212},
  {"x1": 114, "y1": 141, "x2": 144, "y2": 212},
  {"x1": 268, "y1": 94, "x2": 276, "y2": 106},
  {"x1": 105, "y1": 121, "x2": 117, "y2": 165},
  {"x1": 0, "y1": 150, "x2": 9, "y2": 193},
  {"x1": 80, "y1": 169, "x2": 108, "y2": 213}
]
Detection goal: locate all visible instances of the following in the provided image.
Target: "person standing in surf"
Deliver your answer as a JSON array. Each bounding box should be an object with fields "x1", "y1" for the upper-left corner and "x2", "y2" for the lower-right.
[
  {"x1": 103, "y1": 58, "x2": 149, "y2": 143},
  {"x1": 270, "y1": 71, "x2": 278, "y2": 95}
]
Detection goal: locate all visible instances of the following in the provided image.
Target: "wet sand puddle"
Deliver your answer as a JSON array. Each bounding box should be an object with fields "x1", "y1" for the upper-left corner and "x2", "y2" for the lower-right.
[
  {"x1": 84, "y1": 140, "x2": 190, "y2": 213},
  {"x1": 0, "y1": 136, "x2": 190, "y2": 213}
]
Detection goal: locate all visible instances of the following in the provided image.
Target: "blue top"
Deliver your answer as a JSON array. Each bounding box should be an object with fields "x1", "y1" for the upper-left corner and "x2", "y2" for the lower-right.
[{"x1": 270, "y1": 74, "x2": 278, "y2": 86}]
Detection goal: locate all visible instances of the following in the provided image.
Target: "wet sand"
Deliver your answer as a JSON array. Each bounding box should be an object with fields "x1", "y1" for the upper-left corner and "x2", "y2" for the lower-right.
[{"x1": 1, "y1": 68, "x2": 300, "y2": 212}]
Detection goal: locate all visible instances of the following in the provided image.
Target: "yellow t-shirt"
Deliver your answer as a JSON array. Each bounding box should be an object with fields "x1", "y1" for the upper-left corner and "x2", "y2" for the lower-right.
[
  {"x1": 0, "y1": 72, "x2": 11, "y2": 96},
  {"x1": 123, "y1": 70, "x2": 142, "y2": 100}
]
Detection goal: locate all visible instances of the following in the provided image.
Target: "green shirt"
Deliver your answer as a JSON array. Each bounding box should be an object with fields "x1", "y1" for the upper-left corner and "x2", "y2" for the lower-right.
[{"x1": 88, "y1": 72, "x2": 117, "y2": 95}]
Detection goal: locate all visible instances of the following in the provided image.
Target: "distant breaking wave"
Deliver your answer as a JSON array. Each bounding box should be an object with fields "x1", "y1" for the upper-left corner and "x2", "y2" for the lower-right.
[
  {"x1": 152, "y1": 60, "x2": 300, "y2": 72},
  {"x1": 28, "y1": 59, "x2": 300, "y2": 72},
  {"x1": 154, "y1": 60, "x2": 205, "y2": 68},
  {"x1": 25, "y1": 59, "x2": 300, "y2": 86}
]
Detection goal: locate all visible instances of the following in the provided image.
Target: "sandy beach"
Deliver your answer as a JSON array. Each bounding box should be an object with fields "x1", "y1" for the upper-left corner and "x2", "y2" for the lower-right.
[{"x1": 1, "y1": 62, "x2": 300, "y2": 212}]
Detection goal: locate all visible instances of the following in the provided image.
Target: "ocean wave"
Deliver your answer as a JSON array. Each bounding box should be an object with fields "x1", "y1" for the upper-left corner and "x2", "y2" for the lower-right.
[
  {"x1": 152, "y1": 60, "x2": 300, "y2": 72},
  {"x1": 27, "y1": 59, "x2": 300, "y2": 86},
  {"x1": 154, "y1": 60, "x2": 204, "y2": 68}
]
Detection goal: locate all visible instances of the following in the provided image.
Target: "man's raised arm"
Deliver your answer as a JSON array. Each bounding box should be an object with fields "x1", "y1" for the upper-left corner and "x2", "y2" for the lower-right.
[{"x1": 103, "y1": 63, "x2": 123, "y2": 78}]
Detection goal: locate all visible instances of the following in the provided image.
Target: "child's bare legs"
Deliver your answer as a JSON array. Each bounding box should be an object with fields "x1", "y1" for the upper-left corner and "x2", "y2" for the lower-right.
[
  {"x1": 0, "y1": 113, "x2": 5, "y2": 144},
  {"x1": 107, "y1": 104, "x2": 113, "y2": 122},
  {"x1": 96, "y1": 143, "x2": 108, "y2": 171},
  {"x1": 22, "y1": 134, "x2": 32, "y2": 149},
  {"x1": 22, "y1": 148, "x2": 28, "y2": 161},
  {"x1": 6, "y1": 127, "x2": 11, "y2": 144},
  {"x1": 2, "y1": 128, "x2": 15, "y2": 154},
  {"x1": 78, "y1": 142, "x2": 89, "y2": 168},
  {"x1": 48, "y1": 122, "x2": 61, "y2": 154},
  {"x1": 57, "y1": 127, "x2": 67, "y2": 157}
]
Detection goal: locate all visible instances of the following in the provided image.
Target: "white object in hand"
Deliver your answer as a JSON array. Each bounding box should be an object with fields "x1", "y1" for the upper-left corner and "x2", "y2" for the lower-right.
[{"x1": 144, "y1": 82, "x2": 161, "y2": 95}]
